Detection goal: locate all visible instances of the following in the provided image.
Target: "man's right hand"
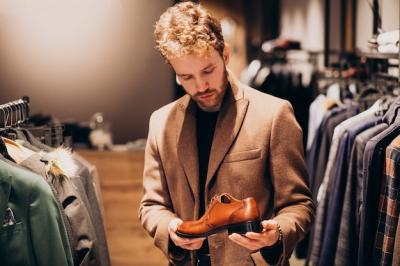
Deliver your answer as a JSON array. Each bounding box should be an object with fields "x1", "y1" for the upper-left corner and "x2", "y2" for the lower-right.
[{"x1": 168, "y1": 218, "x2": 205, "y2": 250}]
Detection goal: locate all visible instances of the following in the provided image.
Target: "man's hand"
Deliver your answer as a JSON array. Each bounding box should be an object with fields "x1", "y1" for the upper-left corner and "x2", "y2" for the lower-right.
[
  {"x1": 168, "y1": 218, "x2": 206, "y2": 250},
  {"x1": 228, "y1": 220, "x2": 280, "y2": 251}
]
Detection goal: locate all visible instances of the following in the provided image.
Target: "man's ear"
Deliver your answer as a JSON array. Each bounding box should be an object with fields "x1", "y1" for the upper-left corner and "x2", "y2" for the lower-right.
[{"x1": 223, "y1": 42, "x2": 230, "y2": 64}]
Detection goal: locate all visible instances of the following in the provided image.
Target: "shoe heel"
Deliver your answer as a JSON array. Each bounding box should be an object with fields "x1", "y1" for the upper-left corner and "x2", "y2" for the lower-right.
[{"x1": 228, "y1": 220, "x2": 263, "y2": 235}]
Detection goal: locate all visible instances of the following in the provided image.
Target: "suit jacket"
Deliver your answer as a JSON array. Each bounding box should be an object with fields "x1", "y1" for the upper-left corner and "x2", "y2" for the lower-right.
[
  {"x1": 139, "y1": 71, "x2": 315, "y2": 266},
  {"x1": 320, "y1": 116, "x2": 381, "y2": 266},
  {"x1": 0, "y1": 158, "x2": 73, "y2": 266},
  {"x1": 393, "y1": 210, "x2": 400, "y2": 266},
  {"x1": 358, "y1": 98, "x2": 400, "y2": 266},
  {"x1": 334, "y1": 120, "x2": 385, "y2": 266},
  {"x1": 373, "y1": 135, "x2": 400, "y2": 265}
]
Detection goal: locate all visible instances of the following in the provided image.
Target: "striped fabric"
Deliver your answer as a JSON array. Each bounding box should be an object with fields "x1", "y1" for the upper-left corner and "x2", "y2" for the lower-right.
[{"x1": 374, "y1": 135, "x2": 400, "y2": 265}]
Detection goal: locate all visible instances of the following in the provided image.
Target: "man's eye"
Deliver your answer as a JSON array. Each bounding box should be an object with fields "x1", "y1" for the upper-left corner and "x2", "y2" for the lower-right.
[
  {"x1": 204, "y1": 68, "x2": 214, "y2": 74},
  {"x1": 181, "y1": 76, "x2": 192, "y2": 80}
]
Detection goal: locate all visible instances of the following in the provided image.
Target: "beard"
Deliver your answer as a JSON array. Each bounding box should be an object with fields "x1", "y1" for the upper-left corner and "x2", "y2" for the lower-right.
[{"x1": 193, "y1": 68, "x2": 229, "y2": 111}]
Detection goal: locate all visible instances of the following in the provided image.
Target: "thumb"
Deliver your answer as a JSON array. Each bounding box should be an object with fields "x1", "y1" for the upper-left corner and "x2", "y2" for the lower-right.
[
  {"x1": 262, "y1": 219, "x2": 278, "y2": 230},
  {"x1": 169, "y1": 218, "x2": 183, "y2": 232}
]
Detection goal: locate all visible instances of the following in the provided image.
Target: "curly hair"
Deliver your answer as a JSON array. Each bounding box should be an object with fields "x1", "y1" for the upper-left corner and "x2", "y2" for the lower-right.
[{"x1": 154, "y1": 2, "x2": 225, "y2": 60}]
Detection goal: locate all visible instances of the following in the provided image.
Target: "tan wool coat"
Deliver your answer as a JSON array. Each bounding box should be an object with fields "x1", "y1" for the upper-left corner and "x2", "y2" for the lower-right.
[{"x1": 139, "y1": 71, "x2": 315, "y2": 266}]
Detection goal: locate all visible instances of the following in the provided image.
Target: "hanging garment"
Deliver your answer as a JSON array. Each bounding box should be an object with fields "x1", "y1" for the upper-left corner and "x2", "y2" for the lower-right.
[
  {"x1": 358, "y1": 98, "x2": 400, "y2": 266},
  {"x1": 373, "y1": 135, "x2": 400, "y2": 265},
  {"x1": 18, "y1": 129, "x2": 110, "y2": 266},
  {"x1": 19, "y1": 150, "x2": 98, "y2": 266},
  {"x1": 319, "y1": 115, "x2": 382, "y2": 266},
  {"x1": 377, "y1": 30, "x2": 400, "y2": 46},
  {"x1": 307, "y1": 104, "x2": 350, "y2": 201},
  {"x1": 307, "y1": 94, "x2": 328, "y2": 151},
  {"x1": 311, "y1": 101, "x2": 386, "y2": 265},
  {"x1": 393, "y1": 218, "x2": 400, "y2": 266},
  {"x1": 0, "y1": 158, "x2": 73, "y2": 266},
  {"x1": 334, "y1": 122, "x2": 387, "y2": 266}
]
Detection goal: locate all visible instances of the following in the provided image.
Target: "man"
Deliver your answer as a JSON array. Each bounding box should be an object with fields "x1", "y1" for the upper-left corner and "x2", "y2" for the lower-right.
[{"x1": 139, "y1": 2, "x2": 314, "y2": 265}]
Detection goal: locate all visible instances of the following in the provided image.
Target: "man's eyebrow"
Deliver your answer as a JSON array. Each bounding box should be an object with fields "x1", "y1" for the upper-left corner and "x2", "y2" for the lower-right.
[
  {"x1": 176, "y1": 73, "x2": 191, "y2": 77},
  {"x1": 177, "y1": 63, "x2": 216, "y2": 76},
  {"x1": 202, "y1": 63, "x2": 215, "y2": 70}
]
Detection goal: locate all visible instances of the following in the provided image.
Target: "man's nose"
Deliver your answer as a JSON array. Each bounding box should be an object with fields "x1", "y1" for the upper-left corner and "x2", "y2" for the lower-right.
[{"x1": 195, "y1": 78, "x2": 209, "y2": 93}]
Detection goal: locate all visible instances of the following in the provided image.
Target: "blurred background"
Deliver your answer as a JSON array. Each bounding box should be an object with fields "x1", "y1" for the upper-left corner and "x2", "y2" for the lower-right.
[
  {"x1": 1, "y1": 0, "x2": 398, "y2": 145},
  {"x1": 0, "y1": 0, "x2": 399, "y2": 265}
]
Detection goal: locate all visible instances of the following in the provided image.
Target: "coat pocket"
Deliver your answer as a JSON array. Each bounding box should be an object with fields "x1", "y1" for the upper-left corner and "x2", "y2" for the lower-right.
[
  {"x1": 0, "y1": 222, "x2": 31, "y2": 266},
  {"x1": 223, "y1": 149, "x2": 261, "y2": 163}
]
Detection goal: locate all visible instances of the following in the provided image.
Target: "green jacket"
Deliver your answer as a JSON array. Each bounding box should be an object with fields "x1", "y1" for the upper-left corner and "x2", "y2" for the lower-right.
[{"x1": 0, "y1": 159, "x2": 73, "y2": 266}]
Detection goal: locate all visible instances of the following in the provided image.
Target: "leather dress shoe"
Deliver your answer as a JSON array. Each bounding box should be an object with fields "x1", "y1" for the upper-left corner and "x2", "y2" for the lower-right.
[{"x1": 176, "y1": 193, "x2": 262, "y2": 238}]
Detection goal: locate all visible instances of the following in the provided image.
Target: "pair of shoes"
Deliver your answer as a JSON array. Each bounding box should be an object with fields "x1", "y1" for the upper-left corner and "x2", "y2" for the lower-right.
[{"x1": 176, "y1": 193, "x2": 263, "y2": 238}]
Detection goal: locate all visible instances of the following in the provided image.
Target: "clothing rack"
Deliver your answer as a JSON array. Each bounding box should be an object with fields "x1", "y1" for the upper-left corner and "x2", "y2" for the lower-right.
[
  {"x1": 359, "y1": 52, "x2": 400, "y2": 82},
  {"x1": 0, "y1": 96, "x2": 30, "y2": 127},
  {"x1": 260, "y1": 50, "x2": 320, "y2": 65}
]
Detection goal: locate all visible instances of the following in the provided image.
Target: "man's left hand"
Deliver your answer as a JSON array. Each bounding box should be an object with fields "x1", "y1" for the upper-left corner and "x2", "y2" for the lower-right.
[{"x1": 228, "y1": 219, "x2": 280, "y2": 251}]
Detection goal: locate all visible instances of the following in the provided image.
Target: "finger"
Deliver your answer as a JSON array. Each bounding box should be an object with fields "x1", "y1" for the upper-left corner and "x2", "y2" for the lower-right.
[
  {"x1": 182, "y1": 241, "x2": 203, "y2": 250},
  {"x1": 245, "y1": 231, "x2": 279, "y2": 246},
  {"x1": 169, "y1": 232, "x2": 193, "y2": 245},
  {"x1": 184, "y1": 241, "x2": 203, "y2": 250},
  {"x1": 245, "y1": 231, "x2": 266, "y2": 240},
  {"x1": 262, "y1": 220, "x2": 278, "y2": 230},
  {"x1": 228, "y1": 233, "x2": 260, "y2": 250},
  {"x1": 169, "y1": 218, "x2": 183, "y2": 232},
  {"x1": 246, "y1": 230, "x2": 276, "y2": 238},
  {"x1": 181, "y1": 244, "x2": 195, "y2": 250},
  {"x1": 171, "y1": 234, "x2": 205, "y2": 246},
  {"x1": 186, "y1": 237, "x2": 206, "y2": 244}
]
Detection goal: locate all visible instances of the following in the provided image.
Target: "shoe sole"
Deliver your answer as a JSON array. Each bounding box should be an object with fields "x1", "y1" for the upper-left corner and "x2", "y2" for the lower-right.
[{"x1": 176, "y1": 220, "x2": 263, "y2": 238}]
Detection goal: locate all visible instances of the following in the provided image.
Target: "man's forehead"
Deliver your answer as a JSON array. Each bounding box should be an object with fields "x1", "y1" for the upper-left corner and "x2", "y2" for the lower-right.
[{"x1": 171, "y1": 52, "x2": 219, "y2": 74}]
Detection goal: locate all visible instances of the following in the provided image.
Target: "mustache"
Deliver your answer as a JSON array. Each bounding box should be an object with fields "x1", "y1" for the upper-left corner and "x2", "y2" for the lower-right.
[{"x1": 195, "y1": 89, "x2": 216, "y2": 97}]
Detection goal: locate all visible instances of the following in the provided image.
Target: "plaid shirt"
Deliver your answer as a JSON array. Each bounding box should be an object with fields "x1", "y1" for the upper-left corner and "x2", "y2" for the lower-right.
[{"x1": 374, "y1": 135, "x2": 400, "y2": 265}]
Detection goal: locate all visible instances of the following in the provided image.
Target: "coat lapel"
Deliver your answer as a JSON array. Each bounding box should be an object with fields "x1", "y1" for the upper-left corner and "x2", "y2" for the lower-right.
[
  {"x1": 205, "y1": 72, "x2": 249, "y2": 191},
  {"x1": 176, "y1": 70, "x2": 249, "y2": 208},
  {"x1": 176, "y1": 96, "x2": 200, "y2": 203}
]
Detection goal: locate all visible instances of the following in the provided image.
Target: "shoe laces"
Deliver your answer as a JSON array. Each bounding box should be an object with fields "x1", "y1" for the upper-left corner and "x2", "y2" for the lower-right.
[{"x1": 209, "y1": 193, "x2": 232, "y2": 205}]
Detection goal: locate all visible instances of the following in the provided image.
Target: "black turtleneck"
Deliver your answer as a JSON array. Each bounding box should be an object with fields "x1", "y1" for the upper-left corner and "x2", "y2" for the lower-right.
[{"x1": 196, "y1": 106, "x2": 219, "y2": 217}]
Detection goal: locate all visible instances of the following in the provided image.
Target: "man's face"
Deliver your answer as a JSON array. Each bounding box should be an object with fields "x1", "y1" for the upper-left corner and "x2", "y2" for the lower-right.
[{"x1": 169, "y1": 47, "x2": 229, "y2": 112}]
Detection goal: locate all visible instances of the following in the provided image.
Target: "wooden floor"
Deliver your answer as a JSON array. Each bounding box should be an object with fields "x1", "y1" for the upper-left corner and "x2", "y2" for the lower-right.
[
  {"x1": 77, "y1": 149, "x2": 305, "y2": 266},
  {"x1": 77, "y1": 150, "x2": 167, "y2": 266}
]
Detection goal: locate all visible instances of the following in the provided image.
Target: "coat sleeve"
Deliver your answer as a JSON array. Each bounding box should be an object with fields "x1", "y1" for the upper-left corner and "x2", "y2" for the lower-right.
[
  {"x1": 268, "y1": 101, "x2": 315, "y2": 264},
  {"x1": 139, "y1": 112, "x2": 186, "y2": 262},
  {"x1": 30, "y1": 176, "x2": 74, "y2": 266}
]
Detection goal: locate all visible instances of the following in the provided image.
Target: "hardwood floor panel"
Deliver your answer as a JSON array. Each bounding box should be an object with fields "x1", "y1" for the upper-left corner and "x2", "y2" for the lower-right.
[{"x1": 77, "y1": 150, "x2": 167, "y2": 266}]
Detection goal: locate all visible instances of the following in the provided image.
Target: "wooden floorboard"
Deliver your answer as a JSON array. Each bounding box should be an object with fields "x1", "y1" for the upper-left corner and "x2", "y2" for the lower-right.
[{"x1": 77, "y1": 150, "x2": 167, "y2": 266}]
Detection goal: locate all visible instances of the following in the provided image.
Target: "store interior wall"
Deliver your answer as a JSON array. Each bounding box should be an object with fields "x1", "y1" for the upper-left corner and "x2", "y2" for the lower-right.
[
  {"x1": 201, "y1": 0, "x2": 247, "y2": 77},
  {"x1": 1, "y1": 0, "x2": 397, "y2": 144},
  {"x1": 380, "y1": 0, "x2": 400, "y2": 32},
  {"x1": 0, "y1": 0, "x2": 174, "y2": 144},
  {"x1": 356, "y1": 0, "x2": 399, "y2": 52},
  {"x1": 355, "y1": 0, "x2": 373, "y2": 52},
  {"x1": 280, "y1": 0, "x2": 324, "y2": 51}
]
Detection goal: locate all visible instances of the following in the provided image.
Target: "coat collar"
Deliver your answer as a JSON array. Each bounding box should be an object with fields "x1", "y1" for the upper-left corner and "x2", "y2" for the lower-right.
[
  {"x1": 176, "y1": 69, "x2": 249, "y2": 207},
  {"x1": 384, "y1": 96, "x2": 400, "y2": 125}
]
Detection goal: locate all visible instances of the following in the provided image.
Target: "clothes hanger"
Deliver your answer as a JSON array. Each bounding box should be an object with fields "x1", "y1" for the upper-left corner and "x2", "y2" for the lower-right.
[
  {"x1": 0, "y1": 108, "x2": 16, "y2": 162},
  {"x1": 2, "y1": 103, "x2": 17, "y2": 140}
]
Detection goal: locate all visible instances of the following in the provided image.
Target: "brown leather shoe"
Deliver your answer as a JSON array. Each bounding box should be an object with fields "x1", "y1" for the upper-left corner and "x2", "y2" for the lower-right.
[{"x1": 176, "y1": 193, "x2": 262, "y2": 238}]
